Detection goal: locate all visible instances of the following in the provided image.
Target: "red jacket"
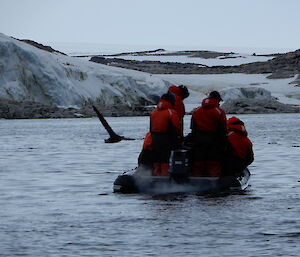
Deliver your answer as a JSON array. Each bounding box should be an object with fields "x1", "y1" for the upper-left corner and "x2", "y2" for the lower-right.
[
  {"x1": 168, "y1": 86, "x2": 185, "y2": 121},
  {"x1": 227, "y1": 117, "x2": 254, "y2": 165},
  {"x1": 142, "y1": 132, "x2": 152, "y2": 149},
  {"x1": 191, "y1": 97, "x2": 227, "y2": 133},
  {"x1": 150, "y1": 99, "x2": 181, "y2": 135},
  {"x1": 142, "y1": 99, "x2": 181, "y2": 150}
]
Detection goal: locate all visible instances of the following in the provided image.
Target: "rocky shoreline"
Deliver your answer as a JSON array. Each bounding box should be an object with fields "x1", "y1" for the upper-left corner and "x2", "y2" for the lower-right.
[
  {"x1": 1, "y1": 96, "x2": 299, "y2": 120},
  {"x1": 0, "y1": 98, "x2": 154, "y2": 119}
]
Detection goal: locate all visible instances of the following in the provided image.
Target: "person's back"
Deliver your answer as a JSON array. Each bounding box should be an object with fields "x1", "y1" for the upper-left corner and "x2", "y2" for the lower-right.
[
  {"x1": 190, "y1": 91, "x2": 227, "y2": 177},
  {"x1": 150, "y1": 94, "x2": 181, "y2": 176},
  {"x1": 168, "y1": 85, "x2": 189, "y2": 134},
  {"x1": 191, "y1": 98, "x2": 226, "y2": 133},
  {"x1": 224, "y1": 117, "x2": 254, "y2": 176},
  {"x1": 138, "y1": 87, "x2": 188, "y2": 172}
]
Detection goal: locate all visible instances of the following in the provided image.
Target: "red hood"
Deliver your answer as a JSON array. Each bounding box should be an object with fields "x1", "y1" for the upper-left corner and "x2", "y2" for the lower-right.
[
  {"x1": 227, "y1": 117, "x2": 248, "y2": 136},
  {"x1": 201, "y1": 97, "x2": 220, "y2": 109},
  {"x1": 169, "y1": 86, "x2": 181, "y2": 95},
  {"x1": 157, "y1": 99, "x2": 173, "y2": 110}
]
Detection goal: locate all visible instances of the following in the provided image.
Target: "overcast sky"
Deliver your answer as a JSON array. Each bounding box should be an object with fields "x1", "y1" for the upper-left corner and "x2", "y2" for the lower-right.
[{"x1": 0, "y1": 0, "x2": 299, "y2": 51}]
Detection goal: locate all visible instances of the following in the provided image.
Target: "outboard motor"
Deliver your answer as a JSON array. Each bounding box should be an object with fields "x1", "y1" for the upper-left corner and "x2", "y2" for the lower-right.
[{"x1": 169, "y1": 149, "x2": 191, "y2": 183}]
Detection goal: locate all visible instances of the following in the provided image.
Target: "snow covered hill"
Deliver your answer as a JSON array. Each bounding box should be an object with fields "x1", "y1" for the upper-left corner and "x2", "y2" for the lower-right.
[{"x1": 0, "y1": 33, "x2": 169, "y2": 109}]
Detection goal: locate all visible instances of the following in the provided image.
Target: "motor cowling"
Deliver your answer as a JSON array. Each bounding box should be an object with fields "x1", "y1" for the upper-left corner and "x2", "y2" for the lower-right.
[{"x1": 169, "y1": 149, "x2": 190, "y2": 182}]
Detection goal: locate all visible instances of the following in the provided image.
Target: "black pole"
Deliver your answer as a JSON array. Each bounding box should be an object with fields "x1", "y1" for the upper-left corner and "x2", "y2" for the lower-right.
[{"x1": 92, "y1": 105, "x2": 135, "y2": 143}]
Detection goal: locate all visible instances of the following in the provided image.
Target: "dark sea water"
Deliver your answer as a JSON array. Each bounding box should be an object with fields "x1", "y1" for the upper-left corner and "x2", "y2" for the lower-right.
[{"x1": 0, "y1": 114, "x2": 300, "y2": 257}]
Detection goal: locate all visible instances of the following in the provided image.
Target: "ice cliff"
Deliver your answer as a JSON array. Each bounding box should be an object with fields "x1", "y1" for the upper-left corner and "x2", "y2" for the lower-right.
[{"x1": 0, "y1": 33, "x2": 169, "y2": 109}]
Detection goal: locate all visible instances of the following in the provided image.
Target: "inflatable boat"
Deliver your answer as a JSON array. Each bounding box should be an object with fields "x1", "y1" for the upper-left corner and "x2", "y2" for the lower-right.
[{"x1": 113, "y1": 150, "x2": 251, "y2": 194}]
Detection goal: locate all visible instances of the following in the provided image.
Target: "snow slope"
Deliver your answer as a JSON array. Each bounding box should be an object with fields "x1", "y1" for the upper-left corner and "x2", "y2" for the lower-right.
[
  {"x1": 0, "y1": 33, "x2": 169, "y2": 108},
  {"x1": 158, "y1": 74, "x2": 300, "y2": 112}
]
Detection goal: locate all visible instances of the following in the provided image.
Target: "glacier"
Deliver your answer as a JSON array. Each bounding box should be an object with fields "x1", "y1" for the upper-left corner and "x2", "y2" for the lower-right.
[{"x1": 0, "y1": 33, "x2": 170, "y2": 109}]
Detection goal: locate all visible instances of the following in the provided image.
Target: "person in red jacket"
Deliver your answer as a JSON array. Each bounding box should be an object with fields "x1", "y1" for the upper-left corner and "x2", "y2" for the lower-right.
[
  {"x1": 138, "y1": 86, "x2": 189, "y2": 170},
  {"x1": 190, "y1": 91, "x2": 227, "y2": 177},
  {"x1": 168, "y1": 85, "x2": 189, "y2": 131},
  {"x1": 223, "y1": 116, "x2": 254, "y2": 176},
  {"x1": 150, "y1": 92, "x2": 181, "y2": 176}
]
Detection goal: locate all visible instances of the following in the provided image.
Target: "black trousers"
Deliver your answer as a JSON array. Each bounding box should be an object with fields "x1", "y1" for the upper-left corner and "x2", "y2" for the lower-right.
[
  {"x1": 223, "y1": 155, "x2": 245, "y2": 176},
  {"x1": 151, "y1": 132, "x2": 176, "y2": 164},
  {"x1": 191, "y1": 131, "x2": 224, "y2": 162},
  {"x1": 138, "y1": 149, "x2": 153, "y2": 168}
]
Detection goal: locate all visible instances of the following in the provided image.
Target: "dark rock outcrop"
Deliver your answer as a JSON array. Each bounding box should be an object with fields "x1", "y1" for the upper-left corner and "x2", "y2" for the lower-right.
[
  {"x1": 90, "y1": 57, "x2": 205, "y2": 74},
  {"x1": 17, "y1": 39, "x2": 67, "y2": 55},
  {"x1": 0, "y1": 98, "x2": 81, "y2": 119},
  {"x1": 222, "y1": 98, "x2": 300, "y2": 114}
]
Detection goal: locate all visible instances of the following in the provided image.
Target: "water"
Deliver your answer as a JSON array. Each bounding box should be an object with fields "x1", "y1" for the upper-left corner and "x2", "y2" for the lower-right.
[{"x1": 1, "y1": 114, "x2": 300, "y2": 256}]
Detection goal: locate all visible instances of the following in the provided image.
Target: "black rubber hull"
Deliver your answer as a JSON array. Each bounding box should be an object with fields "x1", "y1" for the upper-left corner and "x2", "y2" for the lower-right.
[{"x1": 113, "y1": 168, "x2": 251, "y2": 194}]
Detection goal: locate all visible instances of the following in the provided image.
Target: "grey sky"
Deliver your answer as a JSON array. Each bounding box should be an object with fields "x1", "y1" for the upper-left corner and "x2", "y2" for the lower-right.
[{"x1": 0, "y1": 0, "x2": 299, "y2": 50}]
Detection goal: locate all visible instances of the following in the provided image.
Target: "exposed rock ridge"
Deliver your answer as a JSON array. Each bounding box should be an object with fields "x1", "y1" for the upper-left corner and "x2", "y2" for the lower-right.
[
  {"x1": 90, "y1": 49, "x2": 300, "y2": 79},
  {"x1": 17, "y1": 38, "x2": 67, "y2": 55}
]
